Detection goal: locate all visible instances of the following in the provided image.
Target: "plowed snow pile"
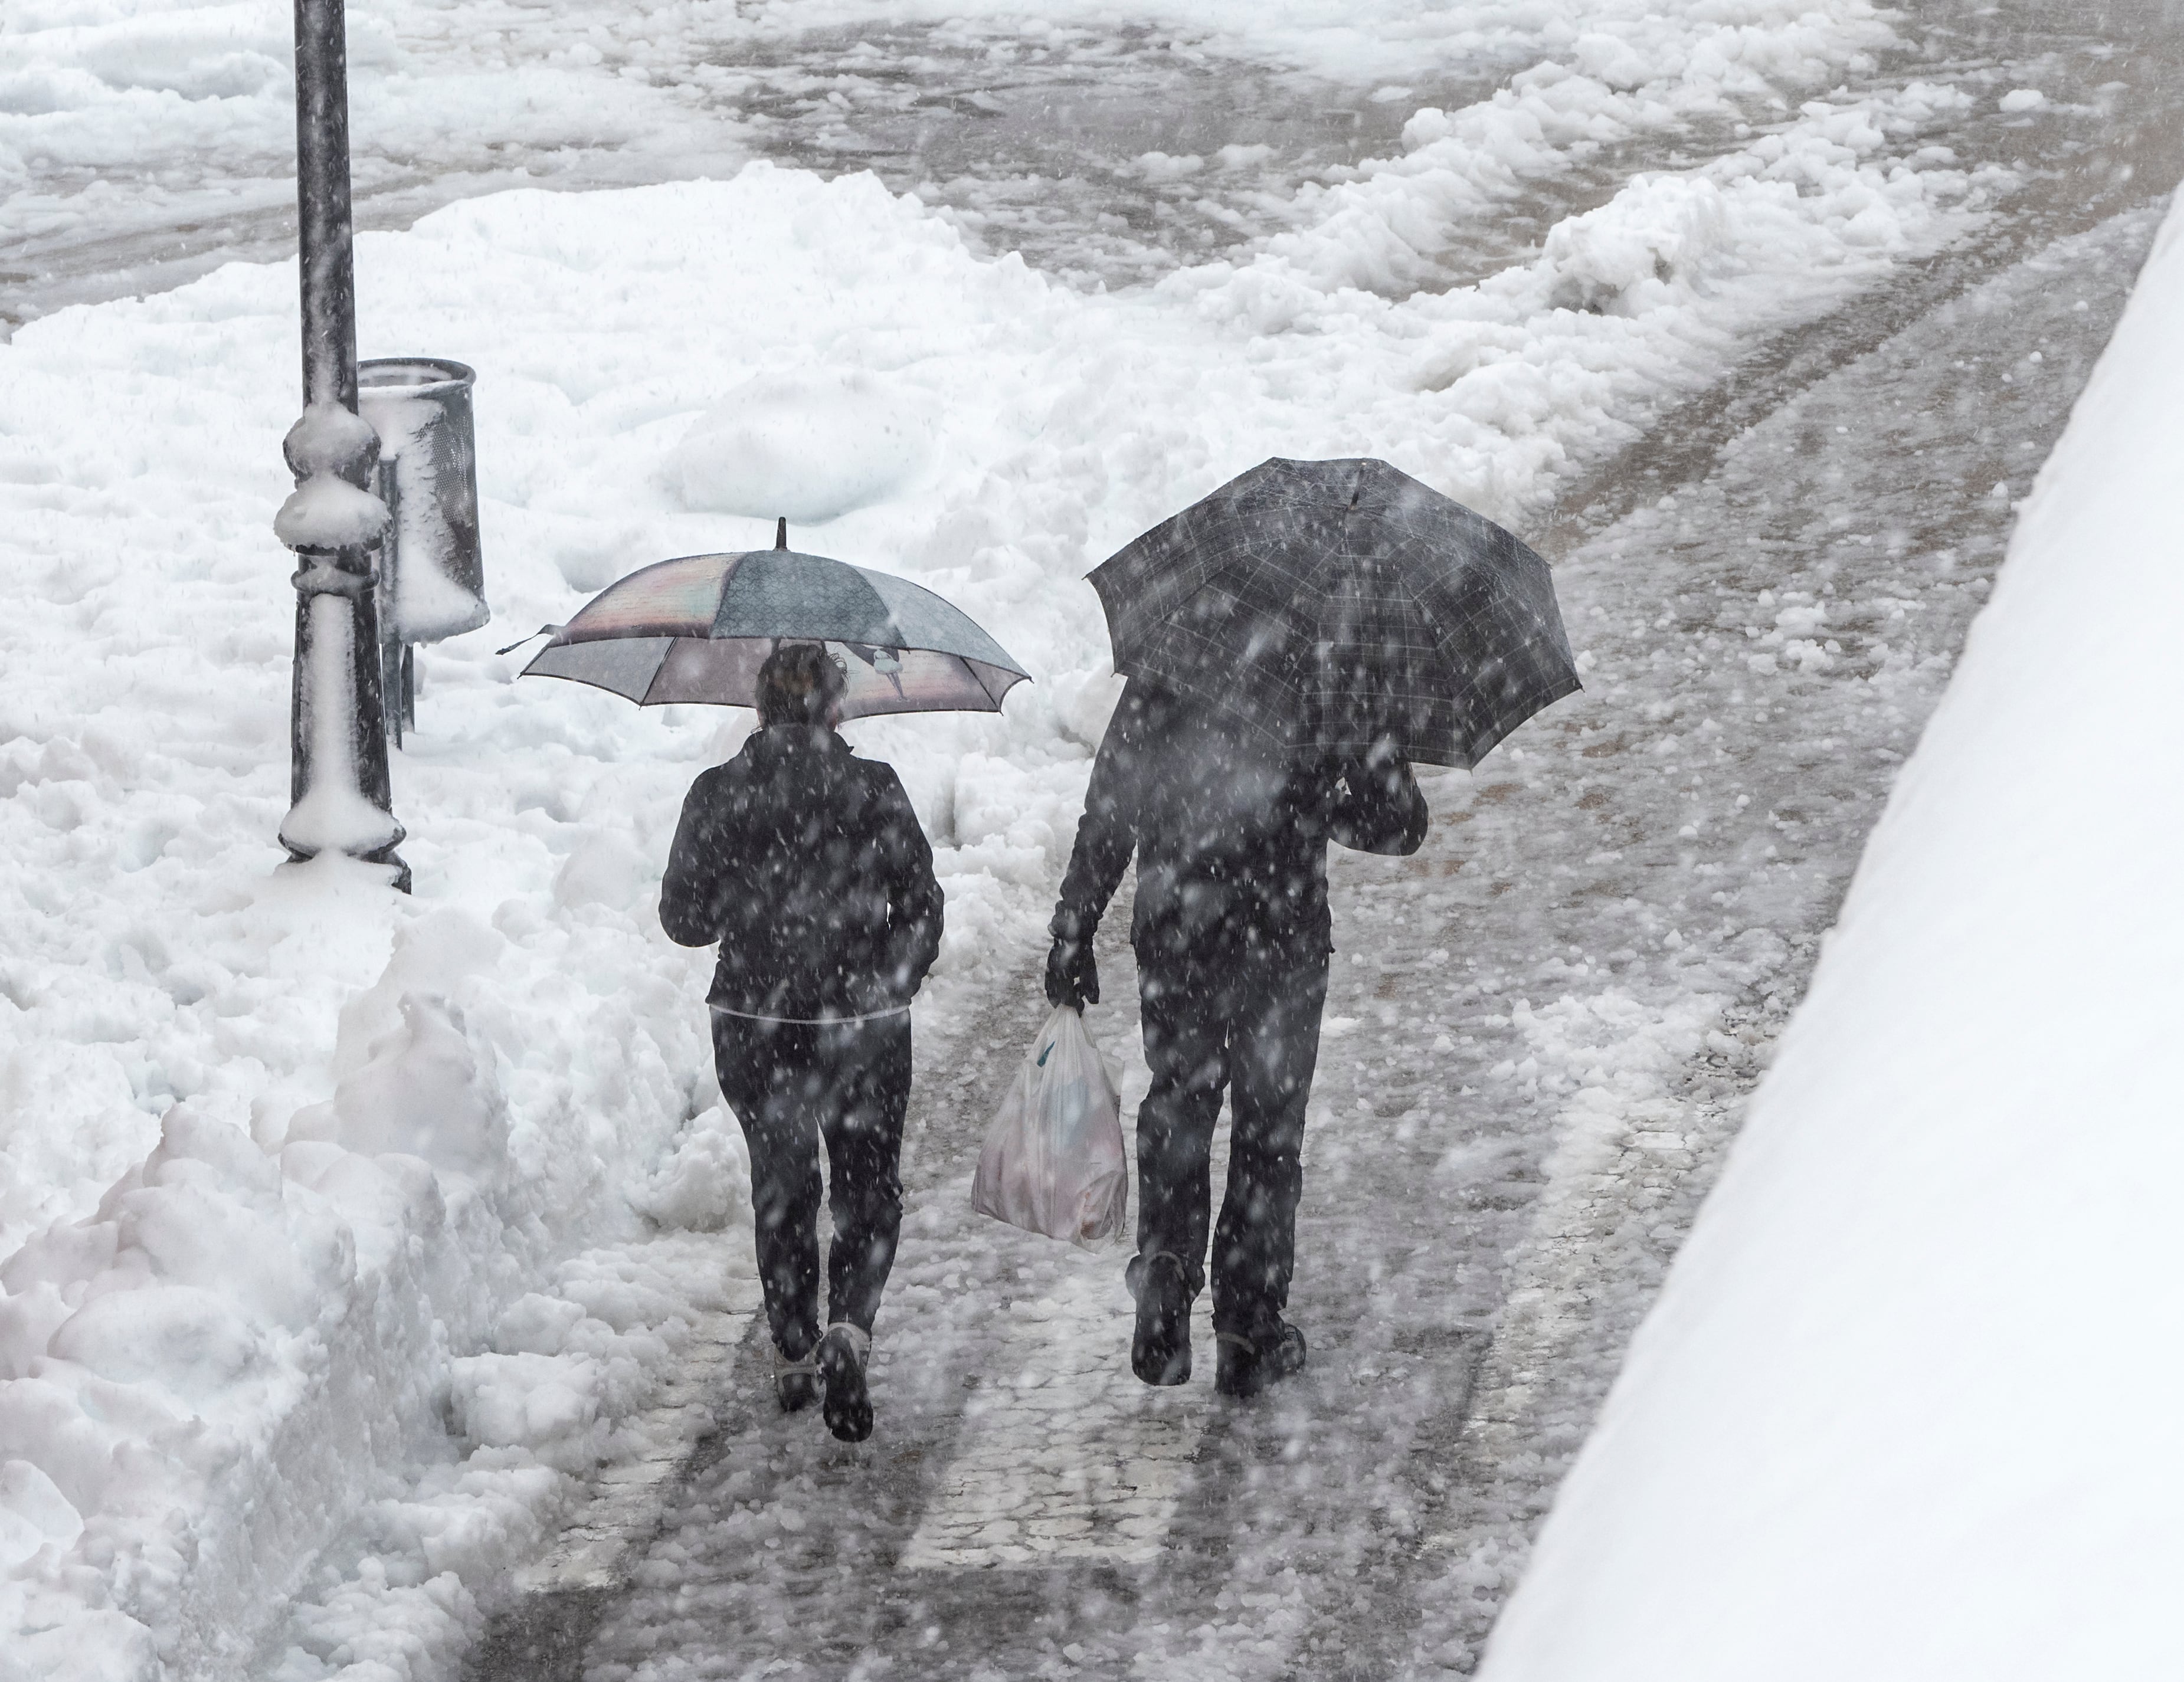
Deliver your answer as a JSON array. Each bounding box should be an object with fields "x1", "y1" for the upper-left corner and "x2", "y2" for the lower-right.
[
  {"x1": 1, "y1": 24, "x2": 2011, "y2": 1674},
  {"x1": 1476, "y1": 194, "x2": 2184, "y2": 1682}
]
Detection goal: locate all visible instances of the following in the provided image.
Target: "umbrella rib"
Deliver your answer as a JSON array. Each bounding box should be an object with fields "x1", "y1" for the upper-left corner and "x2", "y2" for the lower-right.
[
  {"x1": 875, "y1": 639, "x2": 1029, "y2": 676},
  {"x1": 638, "y1": 649, "x2": 677, "y2": 707}
]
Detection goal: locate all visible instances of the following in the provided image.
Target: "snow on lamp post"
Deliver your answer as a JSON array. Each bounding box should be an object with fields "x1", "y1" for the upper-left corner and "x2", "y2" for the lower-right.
[{"x1": 274, "y1": 0, "x2": 409, "y2": 891}]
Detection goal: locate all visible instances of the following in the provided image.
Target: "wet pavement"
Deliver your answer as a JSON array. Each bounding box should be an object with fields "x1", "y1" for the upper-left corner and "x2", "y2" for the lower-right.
[
  {"x1": 454, "y1": 192, "x2": 2156, "y2": 1679},
  {"x1": 460, "y1": 2, "x2": 2180, "y2": 1677}
]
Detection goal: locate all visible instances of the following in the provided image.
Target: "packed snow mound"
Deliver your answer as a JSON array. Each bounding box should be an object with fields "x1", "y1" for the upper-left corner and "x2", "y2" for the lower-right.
[
  {"x1": 669, "y1": 368, "x2": 933, "y2": 522},
  {"x1": 1538, "y1": 175, "x2": 1733, "y2": 316},
  {"x1": 294, "y1": 993, "x2": 512, "y2": 1179},
  {"x1": 1476, "y1": 193, "x2": 2184, "y2": 1682},
  {"x1": 630, "y1": 1105, "x2": 752, "y2": 1232}
]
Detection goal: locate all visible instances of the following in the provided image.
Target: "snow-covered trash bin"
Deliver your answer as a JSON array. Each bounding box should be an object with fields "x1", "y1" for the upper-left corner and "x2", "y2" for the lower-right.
[{"x1": 359, "y1": 356, "x2": 487, "y2": 736}]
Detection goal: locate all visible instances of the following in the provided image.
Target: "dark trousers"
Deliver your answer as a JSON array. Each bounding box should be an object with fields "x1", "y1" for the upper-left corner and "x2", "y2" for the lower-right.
[
  {"x1": 1134, "y1": 952, "x2": 1329, "y2": 1338},
  {"x1": 710, "y1": 1011, "x2": 912, "y2": 1358}
]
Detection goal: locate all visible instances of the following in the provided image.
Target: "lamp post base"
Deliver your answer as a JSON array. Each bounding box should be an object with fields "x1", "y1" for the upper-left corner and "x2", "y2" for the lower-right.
[
  {"x1": 278, "y1": 840, "x2": 412, "y2": 894},
  {"x1": 278, "y1": 559, "x2": 411, "y2": 893}
]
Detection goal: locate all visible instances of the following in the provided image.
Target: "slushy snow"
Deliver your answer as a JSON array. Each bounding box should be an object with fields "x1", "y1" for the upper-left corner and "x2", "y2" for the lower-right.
[
  {"x1": 5, "y1": 0, "x2": 1911, "y2": 308},
  {"x1": 0, "y1": 6, "x2": 2029, "y2": 1670},
  {"x1": 1475, "y1": 192, "x2": 2184, "y2": 1682}
]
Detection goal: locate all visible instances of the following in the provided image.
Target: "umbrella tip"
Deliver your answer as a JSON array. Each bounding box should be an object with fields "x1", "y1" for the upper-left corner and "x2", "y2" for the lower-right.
[{"x1": 775, "y1": 517, "x2": 788, "y2": 551}]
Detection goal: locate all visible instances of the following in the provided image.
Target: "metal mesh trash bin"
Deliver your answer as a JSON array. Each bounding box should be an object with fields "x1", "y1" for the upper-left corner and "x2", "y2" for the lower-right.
[{"x1": 359, "y1": 356, "x2": 487, "y2": 737}]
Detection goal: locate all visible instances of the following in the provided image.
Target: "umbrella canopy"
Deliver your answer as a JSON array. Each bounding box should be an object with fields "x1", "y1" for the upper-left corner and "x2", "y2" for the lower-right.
[
  {"x1": 1089, "y1": 456, "x2": 1579, "y2": 768},
  {"x1": 521, "y1": 545, "x2": 1029, "y2": 718}
]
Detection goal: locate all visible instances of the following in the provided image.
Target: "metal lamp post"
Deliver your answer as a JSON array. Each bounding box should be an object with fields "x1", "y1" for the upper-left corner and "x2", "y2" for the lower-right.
[{"x1": 274, "y1": 0, "x2": 409, "y2": 891}]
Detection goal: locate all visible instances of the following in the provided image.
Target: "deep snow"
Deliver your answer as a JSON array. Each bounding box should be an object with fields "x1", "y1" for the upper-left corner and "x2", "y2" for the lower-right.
[{"x1": 1474, "y1": 186, "x2": 2184, "y2": 1682}]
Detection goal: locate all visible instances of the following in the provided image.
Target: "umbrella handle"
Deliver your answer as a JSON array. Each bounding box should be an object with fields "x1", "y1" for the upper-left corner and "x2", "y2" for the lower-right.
[{"x1": 495, "y1": 624, "x2": 561, "y2": 656}]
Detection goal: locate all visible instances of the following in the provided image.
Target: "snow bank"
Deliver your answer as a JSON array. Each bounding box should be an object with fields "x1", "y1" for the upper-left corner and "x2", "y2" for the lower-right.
[
  {"x1": 0, "y1": 74, "x2": 2007, "y2": 1677},
  {"x1": 1475, "y1": 191, "x2": 2184, "y2": 1681},
  {"x1": 1239, "y1": 6, "x2": 1915, "y2": 295}
]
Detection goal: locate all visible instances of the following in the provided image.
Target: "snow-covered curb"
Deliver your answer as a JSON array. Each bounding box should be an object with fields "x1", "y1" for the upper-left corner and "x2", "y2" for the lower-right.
[{"x1": 1475, "y1": 188, "x2": 2184, "y2": 1681}]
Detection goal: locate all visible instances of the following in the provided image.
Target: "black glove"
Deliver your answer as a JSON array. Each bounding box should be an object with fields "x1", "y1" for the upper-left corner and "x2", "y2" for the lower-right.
[{"x1": 1044, "y1": 909, "x2": 1100, "y2": 1009}]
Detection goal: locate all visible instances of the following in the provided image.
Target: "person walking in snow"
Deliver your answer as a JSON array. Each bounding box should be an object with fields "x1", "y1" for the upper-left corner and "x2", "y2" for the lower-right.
[
  {"x1": 661, "y1": 642, "x2": 944, "y2": 1442},
  {"x1": 1044, "y1": 678, "x2": 1426, "y2": 1398}
]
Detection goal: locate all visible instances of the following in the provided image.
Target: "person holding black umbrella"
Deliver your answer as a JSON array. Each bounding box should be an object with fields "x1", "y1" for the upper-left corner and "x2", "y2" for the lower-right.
[
  {"x1": 1048, "y1": 456, "x2": 1580, "y2": 1399},
  {"x1": 1046, "y1": 688, "x2": 1426, "y2": 1398},
  {"x1": 661, "y1": 641, "x2": 944, "y2": 1442}
]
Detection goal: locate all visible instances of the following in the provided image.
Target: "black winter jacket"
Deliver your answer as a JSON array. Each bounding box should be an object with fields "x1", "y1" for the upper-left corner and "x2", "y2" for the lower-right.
[
  {"x1": 660, "y1": 726, "x2": 944, "y2": 1020},
  {"x1": 1053, "y1": 681, "x2": 1428, "y2": 968}
]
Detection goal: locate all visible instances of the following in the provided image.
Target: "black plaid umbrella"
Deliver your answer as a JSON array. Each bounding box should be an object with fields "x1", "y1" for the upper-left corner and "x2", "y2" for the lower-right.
[{"x1": 1088, "y1": 457, "x2": 1580, "y2": 769}]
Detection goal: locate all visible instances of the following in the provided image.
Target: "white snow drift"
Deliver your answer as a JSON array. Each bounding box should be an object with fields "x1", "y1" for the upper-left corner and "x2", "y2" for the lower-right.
[{"x1": 1476, "y1": 193, "x2": 2184, "y2": 1682}]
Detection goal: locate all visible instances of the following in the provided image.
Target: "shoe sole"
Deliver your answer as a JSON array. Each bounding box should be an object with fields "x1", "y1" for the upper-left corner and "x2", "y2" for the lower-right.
[
  {"x1": 1214, "y1": 1349, "x2": 1262, "y2": 1398},
  {"x1": 819, "y1": 1340, "x2": 873, "y2": 1442},
  {"x1": 1132, "y1": 1304, "x2": 1191, "y2": 1385},
  {"x1": 1131, "y1": 1254, "x2": 1193, "y2": 1386},
  {"x1": 1215, "y1": 1328, "x2": 1307, "y2": 1400},
  {"x1": 1132, "y1": 1339, "x2": 1191, "y2": 1386}
]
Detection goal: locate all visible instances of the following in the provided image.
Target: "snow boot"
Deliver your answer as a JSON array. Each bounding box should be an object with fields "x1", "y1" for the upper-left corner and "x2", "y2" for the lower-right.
[
  {"x1": 817, "y1": 1322, "x2": 874, "y2": 1442},
  {"x1": 1129, "y1": 1251, "x2": 1193, "y2": 1386},
  {"x1": 774, "y1": 1343, "x2": 821, "y2": 1414},
  {"x1": 1214, "y1": 1320, "x2": 1307, "y2": 1400}
]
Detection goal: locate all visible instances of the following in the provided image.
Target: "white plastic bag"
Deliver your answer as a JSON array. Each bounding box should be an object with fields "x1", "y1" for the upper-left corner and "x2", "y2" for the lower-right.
[{"x1": 971, "y1": 1006, "x2": 1128, "y2": 1247}]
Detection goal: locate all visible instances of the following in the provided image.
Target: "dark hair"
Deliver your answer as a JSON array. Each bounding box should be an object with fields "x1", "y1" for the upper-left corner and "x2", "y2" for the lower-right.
[{"x1": 756, "y1": 641, "x2": 847, "y2": 726}]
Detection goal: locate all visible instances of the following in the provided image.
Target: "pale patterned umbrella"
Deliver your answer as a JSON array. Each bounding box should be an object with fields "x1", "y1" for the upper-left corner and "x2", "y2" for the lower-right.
[{"x1": 520, "y1": 527, "x2": 1029, "y2": 719}]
